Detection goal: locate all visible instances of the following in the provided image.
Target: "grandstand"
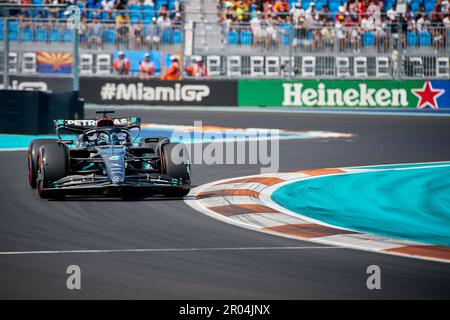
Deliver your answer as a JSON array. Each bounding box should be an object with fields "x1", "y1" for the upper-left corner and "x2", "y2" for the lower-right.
[
  {"x1": 0, "y1": 0, "x2": 184, "y2": 46},
  {"x1": 0, "y1": 0, "x2": 449, "y2": 78}
]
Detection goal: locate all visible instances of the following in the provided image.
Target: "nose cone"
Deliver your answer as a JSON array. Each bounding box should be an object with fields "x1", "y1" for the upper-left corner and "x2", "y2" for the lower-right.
[{"x1": 99, "y1": 147, "x2": 126, "y2": 185}]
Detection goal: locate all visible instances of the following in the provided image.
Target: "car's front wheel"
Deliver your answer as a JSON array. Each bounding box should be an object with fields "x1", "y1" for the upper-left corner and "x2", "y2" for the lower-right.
[
  {"x1": 161, "y1": 143, "x2": 191, "y2": 197},
  {"x1": 37, "y1": 144, "x2": 68, "y2": 199},
  {"x1": 28, "y1": 139, "x2": 58, "y2": 188}
]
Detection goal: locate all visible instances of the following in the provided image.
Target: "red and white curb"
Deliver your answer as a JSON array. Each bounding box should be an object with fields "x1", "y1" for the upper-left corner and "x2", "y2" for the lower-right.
[{"x1": 185, "y1": 168, "x2": 450, "y2": 264}]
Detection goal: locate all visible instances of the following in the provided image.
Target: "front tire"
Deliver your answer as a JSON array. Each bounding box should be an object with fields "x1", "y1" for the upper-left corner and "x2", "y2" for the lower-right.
[
  {"x1": 28, "y1": 139, "x2": 58, "y2": 188},
  {"x1": 161, "y1": 143, "x2": 191, "y2": 197},
  {"x1": 37, "y1": 144, "x2": 68, "y2": 199}
]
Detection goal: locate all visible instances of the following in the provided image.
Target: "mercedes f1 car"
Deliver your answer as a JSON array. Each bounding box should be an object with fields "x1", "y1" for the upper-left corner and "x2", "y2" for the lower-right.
[{"x1": 28, "y1": 111, "x2": 191, "y2": 199}]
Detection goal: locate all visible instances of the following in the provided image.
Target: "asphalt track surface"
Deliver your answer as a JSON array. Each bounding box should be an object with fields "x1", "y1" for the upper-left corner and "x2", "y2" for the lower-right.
[{"x1": 1, "y1": 108, "x2": 450, "y2": 299}]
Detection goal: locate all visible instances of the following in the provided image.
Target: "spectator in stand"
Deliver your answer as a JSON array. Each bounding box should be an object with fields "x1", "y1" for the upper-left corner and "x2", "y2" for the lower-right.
[
  {"x1": 350, "y1": 21, "x2": 361, "y2": 52},
  {"x1": 387, "y1": 4, "x2": 398, "y2": 22},
  {"x1": 430, "y1": 4, "x2": 443, "y2": 24},
  {"x1": 443, "y1": 13, "x2": 450, "y2": 28},
  {"x1": 184, "y1": 56, "x2": 208, "y2": 79},
  {"x1": 273, "y1": 0, "x2": 290, "y2": 21},
  {"x1": 335, "y1": 5, "x2": 346, "y2": 22},
  {"x1": 433, "y1": 29, "x2": 444, "y2": 51},
  {"x1": 145, "y1": 17, "x2": 161, "y2": 49},
  {"x1": 406, "y1": 14, "x2": 416, "y2": 32},
  {"x1": 79, "y1": 17, "x2": 88, "y2": 47},
  {"x1": 361, "y1": 12, "x2": 375, "y2": 31},
  {"x1": 133, "y1": 20, "x2": 144, "y2": 49},
  {"x1": 441, "y1": 0, "x2": 450, "y2": 11},
  {"x1": 36, "y1": 9, "x2": 46, "y2": 23},
  {"x1": 403, "y1": 4, "x2": 414, "y2": 21},
  {"x1": 266, "y1": 14, "x2": 280, "y2": 48},
  {"x1": 389, "y1": 13, "x2": 400, "y2": 47},
  {"x1": 320, "y1": 19, "x2": 335, "y2": 50},
  {"x1": 416, "y1": 13, "x2": 426, "y2": 32},
  {"x1": 172, "y1": 0, "x2": 182, "y2": 15},
  {"x1": 250, "y1": 11, "x2": 267, "y2": 47},
  {"x1": 235, "y1": 1, "x2": 249, "y2": 22},
  {"x1": 115, "y1": 10, "x2": 130, "y2": 48},
  {"x1": 116, "y1": 0, "x2": 127, "y2": 10},
  {"x1": 347, "y1": 0, "x2": 358, "y2": 18},
  {"x1": 335, "y1": 20, "x2": 346, "y2": 51},
  {"x1": 139, "y1": 53, "x2": 155, "y2": 79},
  {"x1": 101, "y1": 0, "x2": 116, "y2": 20},
  {"x1": 375, "y1": 16, "x2": 388, "y2": 51},
  {"x1": 221, "y1": 1, "x2": 235, "y2": 22},
  {"x1": 48, "y1": 5, "x2": 59, "y2": 23},
  {"x1": 162, "y1": 55, "x2": 181, "y2": 80},
  {"x1": 356, "y1": 0, "x2": 366, "y2": 15},
  {"x1": 262, "y1": 2, "x2": 274, "y2": 19},
  {"x1": 415, "y1": 5, "x2": 425, "y2": 20},
  {"x1": 305, "y1": 3, "x2": 319, "y2": 26},
  {"x1": 19, "y1": 9, "x2": 33, "y2": 29},
  {"x1": 291, "y1": 2, "x2": 304, "y2": 22},
  {"x1": 173, "y1": 12, "x2": 183, "y2": 25},
  {"x1": 112, "y1": 51, "x2": 131, "y2": 75},
  {"x1": 157, "y1": 11, "x2": 172, "y2": 29},
  {"x1": 318, "y1": 4, "x2": 330, "y2": 21},
  {"x1": 367, "y1": 0, "x2": 382, "y2": 17},
  {"x1": 159, "y1": 4, "x2": 169, "y2": 18},
  {"x1": 292, "y1": 3, "x2": 307, "y2": 46},
  {"x1": 88, "y1": 17, "x2": 103, "y2": 49}
]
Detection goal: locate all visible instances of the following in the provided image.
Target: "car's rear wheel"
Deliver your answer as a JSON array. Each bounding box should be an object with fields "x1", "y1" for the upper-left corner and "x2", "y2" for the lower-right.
[
  {"x1": 161, "y1": 143, "x2": 191, "y2": 197},
  {"x1": 28, "y1": 139, "x2": 58, "y2": 188},
  {"x1": 138, "y1": 137, "x2": 170, "y2": 154},
  {"x1": 37, "y1": 144, "x2": 68, "y2": 199}
]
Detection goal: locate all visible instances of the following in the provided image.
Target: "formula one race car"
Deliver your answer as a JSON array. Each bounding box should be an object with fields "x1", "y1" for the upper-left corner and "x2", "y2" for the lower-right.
[{"x1": 27, "y1": 111, "x2": 191, "y2": 199}]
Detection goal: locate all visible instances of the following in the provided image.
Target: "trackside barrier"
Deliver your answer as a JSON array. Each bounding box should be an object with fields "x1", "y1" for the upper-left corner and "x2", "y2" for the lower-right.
[
  {"x1": 79, "y1": 78, "x2": 238, "y2": 106},
  {"x1": 237, "y1": 80, "x2": 450, "y2": 109},
  {"x1": 0, "y1": 74, "x2": 73, "y2": 92},
  {"x1": 4, "y1": 76, "x2": 449, "y2": 110},
  {"x1": 0, "y1": 90, "x2": 83, "y2": 134}
]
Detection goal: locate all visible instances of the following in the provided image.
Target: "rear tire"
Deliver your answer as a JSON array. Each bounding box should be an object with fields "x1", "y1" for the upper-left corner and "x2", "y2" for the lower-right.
[
  {"x1": 37, "y1": 144, "x2": 68, "y2": 199},
  {"x1": 28, "y1": 139, "x2": 58, "y2": 188},
  {"x1": 161, "y1": 143, "x2": 191, "y2": 197}
]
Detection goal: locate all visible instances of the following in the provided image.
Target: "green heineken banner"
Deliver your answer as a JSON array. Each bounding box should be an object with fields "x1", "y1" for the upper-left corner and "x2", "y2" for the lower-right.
[{"x1": 238, "y1": 80, "x2": 450, "y2": 109}]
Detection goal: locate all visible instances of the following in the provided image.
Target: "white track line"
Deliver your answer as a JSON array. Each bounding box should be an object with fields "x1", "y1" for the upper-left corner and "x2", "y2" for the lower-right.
[
  {"x1": 0, "y1": 246, "x2": 340, "y2": 256},
  {"x1": 0, "y1": 148, "x2": 27, "y2": 152}
]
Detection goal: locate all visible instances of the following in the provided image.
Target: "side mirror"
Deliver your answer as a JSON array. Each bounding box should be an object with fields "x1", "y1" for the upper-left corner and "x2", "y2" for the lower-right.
[{"x1": 58, "y1": 139, "x2": 74, "y2": 145}]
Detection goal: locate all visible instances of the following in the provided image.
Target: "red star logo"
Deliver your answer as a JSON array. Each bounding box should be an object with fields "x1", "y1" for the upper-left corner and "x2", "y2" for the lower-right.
[{"x1": 412, "y1": 81, "x2": 444, "y2": 109}]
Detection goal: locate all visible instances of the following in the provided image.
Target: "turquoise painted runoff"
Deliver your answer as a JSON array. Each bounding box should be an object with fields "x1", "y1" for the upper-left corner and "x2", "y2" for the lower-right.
[{"x1": 272, "y1": 163, "x2": 450, "y2": 246}]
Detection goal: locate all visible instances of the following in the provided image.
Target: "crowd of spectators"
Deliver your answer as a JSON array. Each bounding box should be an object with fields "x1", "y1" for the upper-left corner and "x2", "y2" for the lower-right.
[
  {"x1": 220, "y1": 0, "x2": 450, "y2": 51},
  {"x1": 3, "y1": 0, "x2": 450, "y2": 50},
  {"x1": 3, "y1": 0, "x2": 184, "y2": 49},
  {"x1": 14, "y1": 0, "x2": 183, "y2": 20}
]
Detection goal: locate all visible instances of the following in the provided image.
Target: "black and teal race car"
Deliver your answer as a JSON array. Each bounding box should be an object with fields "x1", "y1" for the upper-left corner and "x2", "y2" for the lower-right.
[{"x1": 27, "y1": 111, "x2": 191, "y2": 199}]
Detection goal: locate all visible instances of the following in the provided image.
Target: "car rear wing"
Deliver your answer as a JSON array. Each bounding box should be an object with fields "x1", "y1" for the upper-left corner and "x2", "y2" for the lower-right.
[{"x1": 54, "y1": 117, "x2": 141, "y2": 130}]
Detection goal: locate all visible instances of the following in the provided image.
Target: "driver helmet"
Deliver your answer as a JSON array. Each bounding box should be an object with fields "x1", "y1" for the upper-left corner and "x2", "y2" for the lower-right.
[
  {"x1": 97, "y1": 132, "x2": 109, "y2": 145},
  {"x1": 111, "y1": 132, "x2": 121, "y2": 145}
]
